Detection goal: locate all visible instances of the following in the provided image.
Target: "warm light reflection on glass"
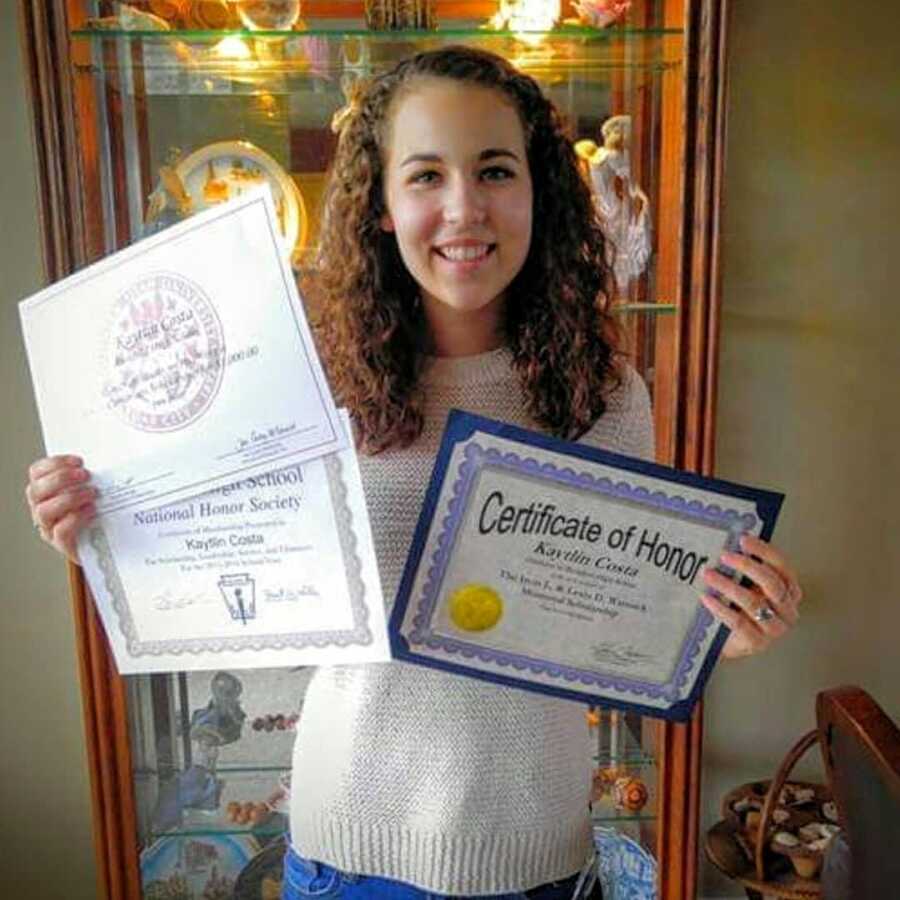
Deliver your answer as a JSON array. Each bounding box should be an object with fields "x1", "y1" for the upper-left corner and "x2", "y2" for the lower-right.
[
  {"x1": 488, "y1": 0, "x2": 561, "y2": 46},
  {"x1": 212, "y1": 36, "x2": 253, "y2": 60},
  {"x1": 236, "y1": 0, "x2": 302, "y2": 31},
  {"x1": 257, "y1": 92, "x2": 278, "y2": 117}
]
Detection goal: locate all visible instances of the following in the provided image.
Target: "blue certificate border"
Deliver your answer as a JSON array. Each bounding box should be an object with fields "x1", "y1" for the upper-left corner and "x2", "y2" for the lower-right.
[{"x1": 389, "y1": 410, "x2": 784, "y2": 721}]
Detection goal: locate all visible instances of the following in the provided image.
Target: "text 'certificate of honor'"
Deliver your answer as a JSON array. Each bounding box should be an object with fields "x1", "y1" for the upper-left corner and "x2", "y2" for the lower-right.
[
  {"x1": 20, "y1": 189, "x2": 346, "y2": 513},
  {"x1": 391, "y1": 411, "x2": 783, "y2": 721}
]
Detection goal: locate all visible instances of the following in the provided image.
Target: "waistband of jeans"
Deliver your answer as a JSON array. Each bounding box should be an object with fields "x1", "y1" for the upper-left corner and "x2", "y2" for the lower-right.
[{"x1": 523, "y1": 871, "x2": 580, "y2": 897}]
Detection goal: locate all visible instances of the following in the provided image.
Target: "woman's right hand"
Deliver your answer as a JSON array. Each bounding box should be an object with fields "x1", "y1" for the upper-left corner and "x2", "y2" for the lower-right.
[{"x1": 25, "y1": 455, "x2": 97, "y2": 564}]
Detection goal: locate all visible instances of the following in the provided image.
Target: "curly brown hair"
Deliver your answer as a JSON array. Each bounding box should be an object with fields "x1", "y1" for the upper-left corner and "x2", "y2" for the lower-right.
[{"x1": 313, "y1": 45, "x2": 619, "y2": 454}]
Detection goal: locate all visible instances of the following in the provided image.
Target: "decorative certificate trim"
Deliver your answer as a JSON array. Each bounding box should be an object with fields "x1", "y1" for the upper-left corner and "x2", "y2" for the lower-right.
[
  {"x1": 390, "y1": 410, "x2": 784, "y2": 721},
  {"x1": 407, "y1": 443, "x2": 753, "y2": 702},
  {"x1": 89, "y1": 453, "x2": 374, "y2": 658}
]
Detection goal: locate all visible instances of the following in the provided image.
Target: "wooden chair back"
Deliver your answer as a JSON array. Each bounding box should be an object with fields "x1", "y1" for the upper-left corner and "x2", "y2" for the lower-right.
[{"x1": 816, "y1": 685, "x2": 900, "y2": 899}]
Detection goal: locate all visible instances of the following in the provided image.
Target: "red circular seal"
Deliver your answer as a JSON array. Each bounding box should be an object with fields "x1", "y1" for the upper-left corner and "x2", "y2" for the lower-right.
[{"x1": 104, "y1": 272, "x2": 225, "y2": 432}]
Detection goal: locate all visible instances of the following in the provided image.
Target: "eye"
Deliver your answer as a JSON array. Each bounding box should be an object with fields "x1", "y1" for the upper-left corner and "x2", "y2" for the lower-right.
[
  {"x1": 480, "y1": 165, "x2": 515, "y2": 182},
  {"x1": 409, "y1": 169, "x2": 441, "y2": 185}
]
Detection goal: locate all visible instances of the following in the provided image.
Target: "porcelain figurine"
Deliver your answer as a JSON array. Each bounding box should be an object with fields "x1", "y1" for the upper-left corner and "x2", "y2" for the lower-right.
[{"x1": 575, "y1": 114, "x2": 652, "y2": 295}]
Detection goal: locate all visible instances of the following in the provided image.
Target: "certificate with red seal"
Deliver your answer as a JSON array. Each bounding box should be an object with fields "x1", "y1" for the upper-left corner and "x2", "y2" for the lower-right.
[
  {"x1": 390, "y1": 411, "x2": 783, "y2": 721},
  {"x1": 19, "y1": 189, "x2": 345, "y2": 514}
]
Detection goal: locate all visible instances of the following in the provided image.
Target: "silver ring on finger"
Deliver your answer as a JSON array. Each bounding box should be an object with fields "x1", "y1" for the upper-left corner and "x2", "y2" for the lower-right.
[{"x1": 753, "y1": 604, "x2": 777, "y2": 625}]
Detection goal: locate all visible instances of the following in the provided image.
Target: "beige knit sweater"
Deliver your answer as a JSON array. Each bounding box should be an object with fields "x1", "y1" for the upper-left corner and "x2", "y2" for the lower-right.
[{"x1": 289, "y1": 348, "x2": 654, "y2": 895}]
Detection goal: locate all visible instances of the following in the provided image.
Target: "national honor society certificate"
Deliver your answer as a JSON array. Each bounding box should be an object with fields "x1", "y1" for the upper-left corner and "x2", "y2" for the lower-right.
[
  {"x1": 79, "y1": 414, "x2": 390, "y2": 673},
  {"x1": 19, "y1": 189, "x2": 346, "y2": 514},
  {"x1": 19, "y1": 188, "x2": 388, "y2": 673},
  {"x1": 391, "y1": 411, "x2": 783, "y2": 720}
]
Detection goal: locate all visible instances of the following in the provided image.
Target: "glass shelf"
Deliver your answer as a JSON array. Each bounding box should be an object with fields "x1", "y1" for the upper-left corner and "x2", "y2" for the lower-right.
[
  {"x1": 70, "y1": 24, "x2": 682, "y2": 76},
  {"x1": 151, "y1": 815, "x2": 288, "y2": 839},
  {"x1": 71, "y1": 19, "x2": 682, "y2": 35},
  {"x1": 135, "y1": 765, "x2": 291, "y2": 775},
  {"x1": 591, "y1": 805, "x2": 656, "y2": 824},
  {"x1": 135, "y1": 753, "x2": 654, "y2": 776},
  {"x1": 136, "y1": 785, "x2": 658, "y2": 833},
  {"x1": 72, "y1": 25, "x2": 681, "y2": 39},
  {"x1": 611, "y1": 303, "x2": 677, "y2": 316},
  {"x1": 70, "y1": 25, "x2": 681, "y2": 42},
  {"x1": 593, "y1": 750, "x2": 657, "y2": 768}
]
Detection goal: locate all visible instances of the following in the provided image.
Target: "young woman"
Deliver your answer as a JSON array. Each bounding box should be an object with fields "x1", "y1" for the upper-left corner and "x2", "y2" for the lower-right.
[{"x1": 26, "y1": 46, "x2": 802, "y2": 900}]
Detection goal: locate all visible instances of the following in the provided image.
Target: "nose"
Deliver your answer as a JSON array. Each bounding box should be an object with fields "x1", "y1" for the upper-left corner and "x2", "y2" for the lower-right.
[{"x1": 443, "y1": 174, "x2": 487, "y2": 226}]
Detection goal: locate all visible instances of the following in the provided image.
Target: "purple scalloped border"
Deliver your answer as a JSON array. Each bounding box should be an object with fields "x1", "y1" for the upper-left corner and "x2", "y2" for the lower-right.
[{"x1": 408, "y1": 441, "x2": 757, "y2": 703}]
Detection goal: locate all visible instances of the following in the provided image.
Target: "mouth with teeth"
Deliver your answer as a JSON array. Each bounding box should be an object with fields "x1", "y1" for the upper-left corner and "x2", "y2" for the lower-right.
[{"x1": 434, "y1": 243, "x2": 496, "y2": 266}]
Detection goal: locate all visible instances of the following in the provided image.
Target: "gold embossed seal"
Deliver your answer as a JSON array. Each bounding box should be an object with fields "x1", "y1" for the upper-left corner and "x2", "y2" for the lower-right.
[{"x1": 448, "y1": 584, "x2": 504, "y2": 632}]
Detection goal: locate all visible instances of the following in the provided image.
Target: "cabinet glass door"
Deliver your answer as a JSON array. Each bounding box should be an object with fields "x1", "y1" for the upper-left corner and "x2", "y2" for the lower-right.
[{"x1": 64, "y1": 3, "x2": 692, "y2": 896}]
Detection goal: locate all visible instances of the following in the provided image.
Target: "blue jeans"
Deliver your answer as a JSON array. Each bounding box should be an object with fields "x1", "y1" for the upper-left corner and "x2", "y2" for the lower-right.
[{"x1": 281, "y1": 846, "x2": 592, "y2": 899}]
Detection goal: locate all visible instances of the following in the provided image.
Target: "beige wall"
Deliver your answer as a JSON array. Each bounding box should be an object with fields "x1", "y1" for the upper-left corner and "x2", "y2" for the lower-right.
[
  {"x1": 0, "y1": 7, "x2": 99, "y2": 900},
  {"x1": 703, "y1": 2, "x2": 900, "y2": 896},
  {"x1": 1, "y1": 3, "x2": 897, "y2": 899}
]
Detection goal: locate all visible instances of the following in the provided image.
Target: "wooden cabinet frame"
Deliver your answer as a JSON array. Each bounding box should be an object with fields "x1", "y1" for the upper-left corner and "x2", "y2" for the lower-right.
[{"x1": 17, "y1": 2, "x2": 729, "y2": 897}]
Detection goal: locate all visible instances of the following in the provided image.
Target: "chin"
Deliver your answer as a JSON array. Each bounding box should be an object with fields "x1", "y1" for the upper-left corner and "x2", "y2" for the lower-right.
[{"x1": 426, "y1": 284, "x2": 508, "y2": 314}]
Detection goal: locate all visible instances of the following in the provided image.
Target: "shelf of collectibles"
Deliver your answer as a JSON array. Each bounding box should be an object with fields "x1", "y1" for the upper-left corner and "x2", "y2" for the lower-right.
[{"x1": 19, "y1": 0, "x2": 730, "y2": 898}]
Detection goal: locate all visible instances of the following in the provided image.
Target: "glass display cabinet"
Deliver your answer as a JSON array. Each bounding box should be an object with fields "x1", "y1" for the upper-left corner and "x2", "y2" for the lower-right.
[{"x1": 18, "y1": 1, "x2": 729, "y2": 897}]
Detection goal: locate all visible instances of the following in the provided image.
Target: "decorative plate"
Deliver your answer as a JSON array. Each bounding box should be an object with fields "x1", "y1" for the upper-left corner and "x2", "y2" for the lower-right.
[
  {"x1": 141, "y1": 832, "x2": 259, "y2": 899},
  {"x1": 593, "y1": 825, "x2": 657, "y2": 900},
  {"x1": 173, "y1": 140, "x2": 308, "y2": 265}
]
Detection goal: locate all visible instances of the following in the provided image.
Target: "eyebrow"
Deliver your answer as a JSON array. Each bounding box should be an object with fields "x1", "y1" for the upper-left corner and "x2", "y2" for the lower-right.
[{"x1": 400, "y1": 148, "x2": 521, "y2": 167}]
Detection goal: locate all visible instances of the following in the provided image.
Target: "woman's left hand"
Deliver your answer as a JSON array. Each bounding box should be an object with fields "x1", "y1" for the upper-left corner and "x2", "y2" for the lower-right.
[{"x1": 700, "y1": 534, "x2": 803, "y2": 659}]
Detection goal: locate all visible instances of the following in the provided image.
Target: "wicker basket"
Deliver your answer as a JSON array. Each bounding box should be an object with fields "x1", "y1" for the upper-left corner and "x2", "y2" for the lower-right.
[{"x1": 717, "y1": 728, "x2": 843, "y2": 894}]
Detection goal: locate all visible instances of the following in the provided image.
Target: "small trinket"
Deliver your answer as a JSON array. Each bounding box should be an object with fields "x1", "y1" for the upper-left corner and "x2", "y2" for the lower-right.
[
  {"x1": 566, "y1": 0, "x2": 631, "y2": 28},
  {"x1": 778, "y1": 782, "x2": 816, "y2": 806},
  {"x1": 364, "y1": 0, "x2": 436, "y2": 30},
  {"x1": 226, "y1": 799, "x2": 272, "y2": 826},
  {"x1": 772, "y1": 807, "x2": 791, "y2": 825},
  {"x1": 252, "y1": 712, "x2": 299, "y2": 731},
  {"x1": 613, "y1": 775, "x2": 649, "y2": 813},
  {"x1": 773, "y1": 831, "x2": 800, "y2": 848}
]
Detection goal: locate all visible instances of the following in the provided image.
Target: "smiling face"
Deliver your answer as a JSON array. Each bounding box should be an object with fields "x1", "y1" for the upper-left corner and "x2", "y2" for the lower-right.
[{"x1": 379, "y1": 77, "x2": 534, "y2": 354}]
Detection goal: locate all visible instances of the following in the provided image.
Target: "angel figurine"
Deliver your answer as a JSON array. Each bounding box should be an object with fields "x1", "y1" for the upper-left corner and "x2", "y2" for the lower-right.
[{"x1": 575, "y1": 115, "x2": 652, "y2": 296}]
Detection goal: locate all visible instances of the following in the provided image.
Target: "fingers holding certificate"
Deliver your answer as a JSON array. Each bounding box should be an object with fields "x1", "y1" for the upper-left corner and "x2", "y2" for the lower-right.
[
  {"x1": 19, "y1": 190, "x2": 390, "y2": 673},
  {"x1": 19, "y1": 189, "x2": 346, "y2": 513},
  {"x1": 390, "y1": 411, "x2": 784, "y2": 721}
]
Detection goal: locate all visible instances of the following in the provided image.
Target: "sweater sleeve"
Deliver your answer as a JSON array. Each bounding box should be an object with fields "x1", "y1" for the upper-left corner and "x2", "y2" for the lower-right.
[{"x1": 578, "y1": 362, "x2": 656, "y2": 462}]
